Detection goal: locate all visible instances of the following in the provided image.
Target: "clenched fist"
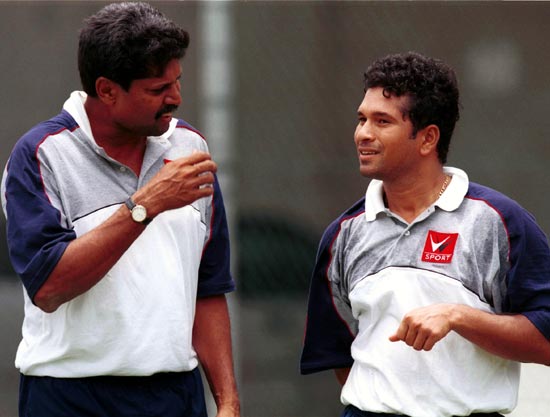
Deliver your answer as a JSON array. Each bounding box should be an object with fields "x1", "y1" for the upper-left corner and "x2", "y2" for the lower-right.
[{"x1": 132, "y1": 151, "x2": 218, "y2": 218}]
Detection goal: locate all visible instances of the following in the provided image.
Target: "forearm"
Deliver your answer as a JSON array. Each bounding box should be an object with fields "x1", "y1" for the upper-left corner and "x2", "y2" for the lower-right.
[
  {"x1": 193, "y1": 295, "x2": 240, "y2": 416},
  {"x1": 452, "y1": 305, "x2": 550, "y2": 364},
  {"x1": 391, "y1": 303, "x2": 550, "y2": 364},
  {"x1": 334, "y1": 367, "x2": 351, "y2": 386},
  {"x1": 34, "y1": 152, "x2": 217, "y2": 313},
  {"x1": 34, "y1": 205, "x2": 145, "y2": 312}
]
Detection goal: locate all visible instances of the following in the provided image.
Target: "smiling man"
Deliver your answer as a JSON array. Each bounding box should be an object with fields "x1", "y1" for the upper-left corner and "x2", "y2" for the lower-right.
[
  {"x1": 300, "y1": 52, "x2": 550, "y2": 417},
  {"x1": 1, "y1": 3, "x2": 239, "y2": 417}
]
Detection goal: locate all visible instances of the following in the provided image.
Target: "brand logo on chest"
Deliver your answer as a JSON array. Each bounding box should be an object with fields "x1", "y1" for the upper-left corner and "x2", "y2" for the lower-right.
[{"x1": 421, "y1": 230, "x2": 459, "y2": 263}]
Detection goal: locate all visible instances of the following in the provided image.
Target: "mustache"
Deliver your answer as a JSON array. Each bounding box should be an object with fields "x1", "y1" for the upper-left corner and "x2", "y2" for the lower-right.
[{"x1": 155, "y1": 105, "x2": 179, "y2": 120}]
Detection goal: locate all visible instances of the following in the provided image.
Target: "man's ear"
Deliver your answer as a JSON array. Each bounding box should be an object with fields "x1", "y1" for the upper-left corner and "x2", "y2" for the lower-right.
[
  {"x1": 418, "y1": 124, "x2": 440, "y2": 157},
  {"x1": 95, "y1": 77, "x2": 119, "y2": 105}
]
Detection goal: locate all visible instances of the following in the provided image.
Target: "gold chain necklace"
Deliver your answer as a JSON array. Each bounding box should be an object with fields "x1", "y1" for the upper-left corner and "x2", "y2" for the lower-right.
[{"x1": 438, "y1": 174, "x2": 451, "y2": 197}]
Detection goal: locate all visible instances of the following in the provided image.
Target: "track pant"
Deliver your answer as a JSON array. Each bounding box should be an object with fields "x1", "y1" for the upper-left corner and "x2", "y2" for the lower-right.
[{"x1": 19, "y1": 368, "x2": 207, "y2": 417}]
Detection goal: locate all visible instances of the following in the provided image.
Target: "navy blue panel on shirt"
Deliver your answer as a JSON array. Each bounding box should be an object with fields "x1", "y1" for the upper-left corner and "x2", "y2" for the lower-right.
[
  {"x1": 198, "y1": 175, "x2": 235, "y2": 297},
  {"x1": 4, "y1": 110, "x2": 78, "y2": 299},
  {"x1": 300, "y1": 198, "x2": 365, "y2": 375}
]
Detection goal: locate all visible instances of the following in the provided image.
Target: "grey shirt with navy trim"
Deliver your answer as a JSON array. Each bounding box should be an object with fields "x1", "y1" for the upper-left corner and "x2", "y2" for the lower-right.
[{"x1": 301, "y1": 167, "x2": 550, "y2": 416}]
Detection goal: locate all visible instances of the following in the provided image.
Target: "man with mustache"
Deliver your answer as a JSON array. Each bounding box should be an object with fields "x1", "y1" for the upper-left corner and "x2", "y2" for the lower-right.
[
  {"x1": 1, "y1": 3, "x2": 239, "y2": 417},
  {"x1": 300, "y1": 52, "x2": 550, "y2": 417}
]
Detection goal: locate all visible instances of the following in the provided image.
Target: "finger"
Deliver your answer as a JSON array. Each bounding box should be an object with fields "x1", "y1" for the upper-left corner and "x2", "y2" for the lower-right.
[
  {"x1": 412, "y1": 332, "x2": 430, "y2": 351},
  {"x1": 166, "y1": 151, "x2": 212, "y2": 166},
  {"x1": 388, "y1": 333, "x2": 401, "y2": 342},
  {"x1": 404, "y1": 327, "x2": 418, "y2": 347},
  {"x1": 183, "y1": 178, "x2": 215, "y2": 198},
  {"x1": 389, "y1": 321, "x2": 408, "y2": 343},
  {"x1": 194, "y1": 172, "x2": 216, "y2": 188},
  {"x1": 422, "y1": 333, "x2": 444, "y2": 351},
  {"x1": 186, "y1": 151, "x2": 212, "y2": 164},
  {"x1": 164, "y1": 159, "x2": 217, "y2": 180},
  {"x1": 192, "y1": 159, "x2": 218, "y2": 175},
  {"x1": 194, "y1": 185, "x2": 215, "y2": 199}
]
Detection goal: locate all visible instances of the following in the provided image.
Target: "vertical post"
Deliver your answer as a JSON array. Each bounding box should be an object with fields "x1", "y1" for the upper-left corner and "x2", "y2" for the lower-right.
[{"x1": 198, "y1": 2, "x2": 239, "y2": 415}]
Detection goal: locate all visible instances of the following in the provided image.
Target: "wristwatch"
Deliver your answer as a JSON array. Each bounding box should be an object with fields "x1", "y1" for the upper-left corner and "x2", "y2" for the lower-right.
[{"x1": 125, "y1": 197, "x2": 151, "y2": 225}]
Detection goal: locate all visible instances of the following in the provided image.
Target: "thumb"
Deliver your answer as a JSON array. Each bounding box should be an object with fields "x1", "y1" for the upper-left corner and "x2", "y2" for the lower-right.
[{"x1": 388, "y1": 333, "x2": 400, "y2": 342}]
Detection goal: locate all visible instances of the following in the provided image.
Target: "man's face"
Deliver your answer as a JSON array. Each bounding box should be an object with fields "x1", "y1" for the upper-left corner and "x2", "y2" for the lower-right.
[
  {"x1": 113, "y1": 59, "x2": 182, "y2": 137},
  {"x1": 354, "y1": 87, "x2": 421, "y2": 181}
]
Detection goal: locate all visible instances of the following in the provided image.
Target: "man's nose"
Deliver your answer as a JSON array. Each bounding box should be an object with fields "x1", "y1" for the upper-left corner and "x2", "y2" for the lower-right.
[
  {"x1": 355, "y1": 121, "x2": 375, "y2": 143},
  {"x1": 165, "y1": 83, "x2": 181, "y2": 107}
]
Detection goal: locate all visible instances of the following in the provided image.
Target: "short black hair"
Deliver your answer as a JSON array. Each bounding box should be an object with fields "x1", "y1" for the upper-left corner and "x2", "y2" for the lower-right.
[
  {"x1": 364, "y1": 52, "x2": 460, "y2": 164},
  {"x1": 78, "y1": 2, "x2": 190, "y2": 97}
]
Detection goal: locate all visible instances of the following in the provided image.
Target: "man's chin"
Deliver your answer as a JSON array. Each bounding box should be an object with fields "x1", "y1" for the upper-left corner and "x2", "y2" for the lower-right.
[
  {"x1": 359, "y1": 166, "x2": 376, "y2": 179},
  {"x1": 150, "y1": 119, "x2": 172, "y2": 136}
]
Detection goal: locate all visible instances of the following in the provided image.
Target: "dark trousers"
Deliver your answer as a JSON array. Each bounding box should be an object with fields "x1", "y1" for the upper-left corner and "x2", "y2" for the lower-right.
[
  {"x1": 19, "y1": 368, "x2": 207, "y2": 417},
  {"x1": 341, "y1": 404, "x2": 504, "y2": 417}
]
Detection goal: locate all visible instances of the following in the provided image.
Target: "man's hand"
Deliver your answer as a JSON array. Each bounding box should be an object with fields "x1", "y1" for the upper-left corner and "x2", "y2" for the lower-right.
[
  {"x1": 389, "y1": 304, "x2": 456, "y2": 351},
  {"x1": 133, "y1": 151, "x2": 217, "y2": 218},
  {"x1": 215, "y1": 403, "x2": 240, "y2": 417}
]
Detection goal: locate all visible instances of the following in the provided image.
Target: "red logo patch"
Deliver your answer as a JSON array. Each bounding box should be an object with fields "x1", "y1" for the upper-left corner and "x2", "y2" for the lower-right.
[{"x1": 421, "y1": 230, "x2": 459, "y2": 263}]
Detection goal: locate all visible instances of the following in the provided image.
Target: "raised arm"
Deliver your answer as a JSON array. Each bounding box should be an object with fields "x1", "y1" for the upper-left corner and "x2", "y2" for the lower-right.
[
  {"x1": 34, "y1": 152, "x2": 216, "y2": 312},
  {"x1": 389, "y1": 303, "x2": 550, "y2": 364}
]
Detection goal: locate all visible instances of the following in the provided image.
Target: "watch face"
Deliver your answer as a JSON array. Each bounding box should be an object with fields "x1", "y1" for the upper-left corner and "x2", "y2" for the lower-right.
[{"x1": 132, "y1": 205, "x2": 148, "y2": 222}]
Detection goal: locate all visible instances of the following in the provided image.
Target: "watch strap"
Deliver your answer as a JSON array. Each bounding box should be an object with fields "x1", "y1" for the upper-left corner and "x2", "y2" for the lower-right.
[
  {"x1": 124, "y1": 197, "x2": 152, "y2": 225},
  {"x1": 124, "y1": 197, "x2": 137, "y2": 211}
]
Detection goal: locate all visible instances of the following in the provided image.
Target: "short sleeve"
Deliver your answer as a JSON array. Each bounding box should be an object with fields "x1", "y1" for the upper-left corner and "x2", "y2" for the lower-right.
[
  {"x1": 2, "y1": 120, "x2": 77, "y2": 301},
  {"x1": 300, "y1": 207, "x2": 362, "y2": 375},
  {"x1": 197, "y1": 175, "x2": 235, "y2": 297},
  {"x1": 503, "y1": 205, "x2": 550, "y2": 339}
]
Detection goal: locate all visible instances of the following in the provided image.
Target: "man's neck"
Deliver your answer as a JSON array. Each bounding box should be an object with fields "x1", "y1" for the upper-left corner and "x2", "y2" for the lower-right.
[
  {"x1": 383, "y1": 167, "x2": 448, "y2": 224},
  {"x1": 85, "y1": 97, "x2": 146, "y2": 176}
]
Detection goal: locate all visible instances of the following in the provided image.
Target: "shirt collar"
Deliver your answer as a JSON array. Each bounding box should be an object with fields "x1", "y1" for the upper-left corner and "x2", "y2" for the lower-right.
[
  {"x1": 364, "y1": 166, "x2": 469, "y2": 222},
  {"x1": 63, "y1": 91, "x2": 94, "y2": 141},
  {"x1": 62, "y1": 90, "x2": 178, "y2": 151},
  {"x1": 436, "y1": 167, "x2": 469, "y2": 211}
]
